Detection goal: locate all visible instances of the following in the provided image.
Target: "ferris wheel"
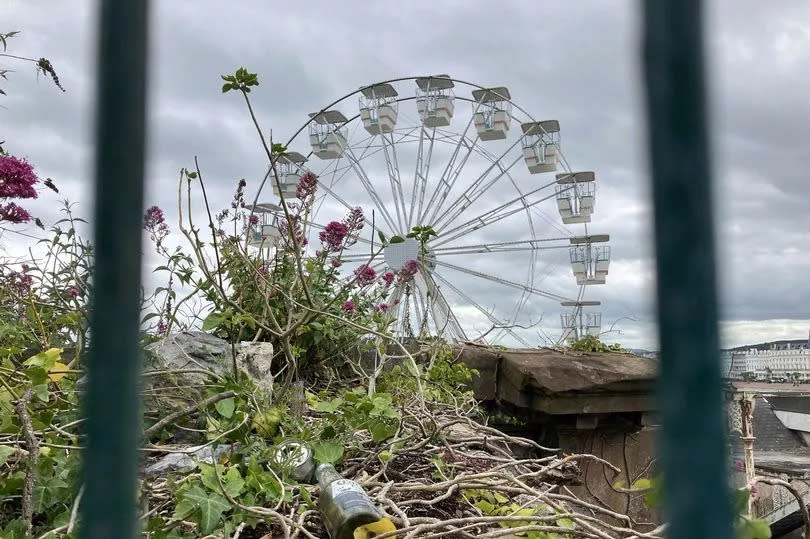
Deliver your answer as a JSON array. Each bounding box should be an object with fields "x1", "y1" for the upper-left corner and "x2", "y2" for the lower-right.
[{"x1": 249, "y1": 76, "x2": 610, "y2": 346}]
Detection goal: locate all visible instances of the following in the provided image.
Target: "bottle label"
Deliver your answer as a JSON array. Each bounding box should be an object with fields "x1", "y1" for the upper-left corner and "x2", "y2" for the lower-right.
[{"x1": 328, "y1": 479, "x2": 365, "y2": 498}]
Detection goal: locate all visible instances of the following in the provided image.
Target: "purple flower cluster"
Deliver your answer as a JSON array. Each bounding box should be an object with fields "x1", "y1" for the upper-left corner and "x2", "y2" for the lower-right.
[
  {"x1": 248, "y1": 214, "x2": 259, "y2": 225},
  {"x1": 319, "y1": 221, "x2": 349, "y2": 252},
  {"x1": 2, "y1": 267, "x2": 33, "y2": 297},
  {"x1": 0, "y1": 202, "x2": 32, "y2": 224},
  {"x1": 0, "y1": 155, "x2": 39, "y2": 199},
  {"x1": 296, "y1": 172, "x2": 317, "y2": 199},
  {"x1": 342, "y1": 207, "x2": 364, "y2": 247},
  {"x1": 67, "y1": 287, "x2": 80, "y2": 299},
  {"x1": 279, "y1": 217, "x2": 308, "y2": 249},
  {"x1": 397, "y1": 259, "x2": 421, "y2": 284},
  {"x1": 353, "y1": 264, "x2": 377, "y2": 286},
  {"x1": 331, "y1": 258, "x2": 342, "y2": 268},
  {"x1": 341, "y1": 300, "x2": 356, "y2": 312},
  {"x1": 374, "y1": 303, "x2": 389, "y2": 313},
  {"x1": 381, "y1": 271, "x2": 395, "y2": 286},
  {"x1": 143, "y1": 205, "x2": 170, "y2": 245}
]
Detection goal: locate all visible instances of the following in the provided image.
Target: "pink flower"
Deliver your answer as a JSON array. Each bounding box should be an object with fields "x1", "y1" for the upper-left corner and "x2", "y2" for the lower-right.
[
  {"x1": 296, "y1": 172, "x2": 317, "y2": 199},
  {"x1": 374, "y1": 303, "x2": 389, "y2": 313},
  {"x1": 404, "y1": 259, "x2": 420, "y2": 273},
  {"x1": 0, "y1": 155, "x2": 39, "y2": 199},
  {"x1": 67, "y1": 287, "x2": 80, "y2": 299},
  {"x1": 331, "y1": 258, "x2": 342, "y2": 268},
  {"x1": 0, "y1": 202, "x2": 32, "y2": 223},
  {"x1": 382, "y1": 271, "x2": 395, "y2": 286},
  {"x1": 319, "y1": 221, "x2": 349, "y2": 252},
  {"x1": 353, "y1": 264, "x2": 377, "y2": 286},
  {"x1": 397, "y1": 259, "x2": 422, "y2": 284},
  {"x1": 248, "y1": 214, "x2": 259, "y2": 225},
  {"x1": 342, "y1": 207, "x2": 364, "y2": 247},
  {"x1": 143, "y1": 205, "x2": 169, "y2": 245},
  {"x1": 341, "y1": 300, "x2": 356, "y2": 312},
  {"x1": 156, "y1": 320, "x2": 167, "y2": 335}
]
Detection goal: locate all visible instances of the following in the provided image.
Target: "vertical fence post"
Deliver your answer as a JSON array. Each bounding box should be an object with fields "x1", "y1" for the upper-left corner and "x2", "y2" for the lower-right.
[
  {"x1": 641, "y1": 1, "x2": 733, "y2": 538},
  {"x1": 80, "y1": 1, "x2": 149, "y2": 537}
]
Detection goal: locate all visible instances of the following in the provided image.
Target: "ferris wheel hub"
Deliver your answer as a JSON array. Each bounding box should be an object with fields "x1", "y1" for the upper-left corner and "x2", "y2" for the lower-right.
[{"x1": 383, "y1": 238, "x2": 420, "y2": 271}]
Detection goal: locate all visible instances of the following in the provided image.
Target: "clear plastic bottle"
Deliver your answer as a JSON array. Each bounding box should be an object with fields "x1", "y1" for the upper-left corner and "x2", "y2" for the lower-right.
[{"x1": 315, "y1": 463, "x2": 385, "y2": 539}]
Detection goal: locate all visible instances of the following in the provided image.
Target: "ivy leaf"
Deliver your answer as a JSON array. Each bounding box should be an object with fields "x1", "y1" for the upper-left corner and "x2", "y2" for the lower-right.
[
  {"x1": 48, "y1": 361, "x2": 69, "y2": 382},
  {"x1": 32, "y1": 383, "x2": 49, "y2": 403},
  {"x1": 183, "y1": 485, "x2": 230, "y2": 535},
  {"x1": 23, "y1": 348, "x2": 62, "y2": 369},
  {"x1": 223, "y1": 467, "x2": 245, "y2": 498},
  {"x1": 215, "y1": 397, "x2": 235, "y2": 419},
  {"x1": 313, "y1": 397, "x2": 344, "y2": 413},
  {"x1": 370, "y1": 420, "x2": 398, "y2": 443},
  {"x1": 313, "y1": 441, "x2": 344, "y2": 464},
  {"x1": 32, "y1": 475, "x2": 68, "y2": 512}
]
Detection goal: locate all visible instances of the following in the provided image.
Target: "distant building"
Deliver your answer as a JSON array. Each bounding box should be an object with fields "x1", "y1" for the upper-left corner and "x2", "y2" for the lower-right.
[{"x1": 722, "y1": 332, "x2": 810, "y2": 381}]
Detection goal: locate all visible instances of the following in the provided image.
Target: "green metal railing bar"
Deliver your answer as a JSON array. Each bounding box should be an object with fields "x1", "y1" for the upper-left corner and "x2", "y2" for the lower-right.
[
  {"x1": 79, "y1": 1, "x2": 149, "y2": 537},
  {"x1": 642, "y1": 1, "x2": 733, "y2": 537}
]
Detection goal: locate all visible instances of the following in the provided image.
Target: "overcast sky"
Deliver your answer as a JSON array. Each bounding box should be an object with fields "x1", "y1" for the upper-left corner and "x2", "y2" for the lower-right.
[{"x1": 2, "y1": 1, "x2": 809, "y2": 350}]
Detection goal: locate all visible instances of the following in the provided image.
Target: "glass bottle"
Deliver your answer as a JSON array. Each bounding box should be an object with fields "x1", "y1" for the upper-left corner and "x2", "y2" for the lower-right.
[{"x1": 315, "y1": 462, "x2": 385, "y2": 539}]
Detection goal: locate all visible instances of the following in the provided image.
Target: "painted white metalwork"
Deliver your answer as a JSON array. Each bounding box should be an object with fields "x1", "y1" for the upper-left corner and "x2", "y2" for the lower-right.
[
  {"x1": 569, "y1": 235, "x2": 611, "y2": 285},
  {"x1": 560, "y1": 301, "x2": 602, "y2": 342},
  {"x1": 359, "y1": 83, "x2": 399, "y2": 135},
  {"x1": 472, "y1": 87, "x2": 512, "y2": 140},
  {"x1": 522, "y1": 121, "x2": 560, "y2": 174},
  {"x1": 555, "y1": 171, "x2": 596, "y2": 224},
  {"x1": 308, "y1": 110, "x2": 348, "y2": 159},
  {"x1": 271, "y1": 152, "x2": 307, "y2": 199},
  {"x1": 416, "y1": 75, "x2": 455, "y2": 127},
  {"x1": 267, "y1": 76, "x2": 612, "y2": 345}
]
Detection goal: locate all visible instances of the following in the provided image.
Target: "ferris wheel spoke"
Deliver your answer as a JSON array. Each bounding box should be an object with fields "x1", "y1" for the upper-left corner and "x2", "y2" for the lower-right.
[
  {"x1": 433, "y1": 182, "x2": 571, "y2": 248},
  {"x1": 344, "y1": 147, "x2": 399, "y2": 233},
  {"x1": 408, "y1": 126, "x2": 436, "y2": 230},
  {"x1": 377, "y1": 128, "x2": 409, "y2": 233},
  {"x1": 308, "y1": 181, "x2": 391, "y2": 240},
  {"x1": 431, "y1": 237, "x2": 570, "y2": 255},
  {"x1": 338, "y1": 251, "x2": 385, "y2": 263},
  {"x1": 434, "y1": 151, "x2": 524, "y2": 233},
  {"x1": 414, "y1": 271, "x2": 467, "y2": 340},
  {"x1": 418, "y1": 101, "x2": 483, "y2": 226},
  {"x1": 428, "y1": 258, "x2": 572, "y2": 302},
  {"x1": 430, "y1": 270, "x2": 531, "y2": 347}
]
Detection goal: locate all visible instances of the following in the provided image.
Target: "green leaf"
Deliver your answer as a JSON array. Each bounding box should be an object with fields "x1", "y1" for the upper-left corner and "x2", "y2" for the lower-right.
[
  {"x1": 313, "y1": 397, "x2": 344, "y2": 413},
  {"x1": 223, "y1": 467, "x2": 245, "y2": 498},
  {"x1": 736, "y1": 516, "x2": 772, "y2": 539},
  {"x1": 370, "y1": 420, "x2": 398, "y2": 443},
  {"x1": 202, "y1": 311, "x2": 225, "y2": 331},
  {"x1": 389, "y1": 235, "x2": 405, "y2": 244},
  {"x1": 32, "y1": 383, "x2": 49, "y2": 403},
  {"x1": 215, "y1": 397, "x2": 235, "y2": 419},
  {"x1": 313, "y1": 441, "x2": 344, "y2": 464},
  {"x1": 377, "y1": 230, "x2": 387, "y2": 244},
  {"x1": 0, "y1": 446, "x2": 14, "y2": 465},
  {"x1": 183, "y1": 485, "x2": 230, "y2": 535},
  {"x1": 630, "y1": 478, "x2": 651, "y2": 490},
  {"x1": 23, "y1": 348, "x2": 62, "y2": 369},
  {"x1": 32, "y1": 475, "x2": 68, "y2": 512}
]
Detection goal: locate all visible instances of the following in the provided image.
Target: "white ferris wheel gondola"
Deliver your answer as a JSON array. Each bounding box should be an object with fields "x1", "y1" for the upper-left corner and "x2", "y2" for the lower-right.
[{"x1": 251, "y1": 76, "x2": 613, "y2": 346}]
